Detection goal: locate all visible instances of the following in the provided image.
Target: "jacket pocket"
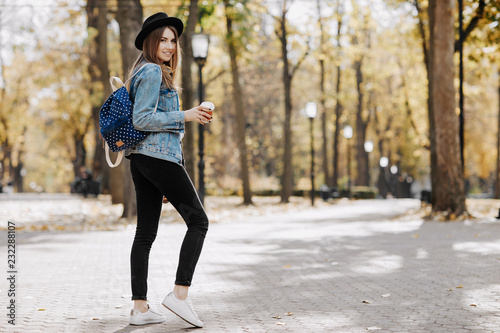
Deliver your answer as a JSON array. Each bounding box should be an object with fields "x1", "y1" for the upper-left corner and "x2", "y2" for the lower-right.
[
  {"x1": 166, "y1": 134, "x2": 181, "y2": 156},
  {"x1": 159, "y1": 88, "x2": 177, "y2": 111},
  {"x1": 143, "y1": 133, "x2": 162, "y2": 152}
]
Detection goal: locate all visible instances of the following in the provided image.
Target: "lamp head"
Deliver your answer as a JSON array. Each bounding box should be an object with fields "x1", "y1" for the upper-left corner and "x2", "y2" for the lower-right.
[
  {"x1": 305, "y1": 102, "x2": 317, "y2": 119},
  {"x1": 379, "y1": 157, "x2": 389, "y2": 168},
  {"x1": 343, "y1": 125, "x2": 353, "y2": 139},
  {"x1": 364, "y1": 141, "x2": 374, "y2": 153},
  {"x1": 191, "y1": 33, "x2": 210, "y2": 64}
]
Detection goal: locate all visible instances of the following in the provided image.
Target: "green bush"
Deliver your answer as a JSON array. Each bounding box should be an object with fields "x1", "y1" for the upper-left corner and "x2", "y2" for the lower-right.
[
  {"x1": 206, "y1": 187, "x2": 378, "y2": 199},
  {"x1": 351, "y1": 186, "x2": 378, "y2": 199}
]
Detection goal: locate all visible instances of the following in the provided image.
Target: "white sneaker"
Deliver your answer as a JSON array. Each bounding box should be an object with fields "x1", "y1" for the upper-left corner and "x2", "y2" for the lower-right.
[
  {"x1": 162, "y1": 292, "x2": 204, "y2": 328},
  {"x1": 129, "y1": 306, "x2": 165, "y2": 326}
]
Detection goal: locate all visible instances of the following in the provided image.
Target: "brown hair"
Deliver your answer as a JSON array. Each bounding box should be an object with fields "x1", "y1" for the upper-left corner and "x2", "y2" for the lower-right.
[{"x1": 128, "y1": 26, "x2": 181, "y2": 91}]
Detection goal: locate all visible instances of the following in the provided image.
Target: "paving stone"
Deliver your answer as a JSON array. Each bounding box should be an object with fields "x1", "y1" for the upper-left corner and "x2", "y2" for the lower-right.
[{"x1": 1, "y1": 199, "x2": 500, "y2": 332}]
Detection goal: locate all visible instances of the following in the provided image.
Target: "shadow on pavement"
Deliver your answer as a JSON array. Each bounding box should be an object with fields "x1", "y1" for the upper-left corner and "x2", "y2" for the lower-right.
[{"x1": 202, "y1": 217, "x2": 500, "y2": 331}]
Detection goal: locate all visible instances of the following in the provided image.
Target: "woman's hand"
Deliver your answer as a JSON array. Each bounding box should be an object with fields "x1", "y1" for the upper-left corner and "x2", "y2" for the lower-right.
[{"x1": 184, "y1": 106, "x2": 212, "y2": 125}]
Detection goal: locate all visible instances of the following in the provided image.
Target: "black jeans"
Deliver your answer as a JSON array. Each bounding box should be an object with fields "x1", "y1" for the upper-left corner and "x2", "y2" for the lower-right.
[{"x1": 129, "y1": 154, "x2": 209, "y2": 301}]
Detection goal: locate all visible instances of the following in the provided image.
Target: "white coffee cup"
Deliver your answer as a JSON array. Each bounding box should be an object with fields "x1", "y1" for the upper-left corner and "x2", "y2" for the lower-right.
[{"x1": 200, "y1": 101, "x2": 214, "y2": 111}]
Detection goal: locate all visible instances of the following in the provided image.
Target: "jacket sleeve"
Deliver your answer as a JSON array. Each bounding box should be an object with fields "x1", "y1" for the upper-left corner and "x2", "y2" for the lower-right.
[{"x1": 132, "y1": 64, "x2": 185, "y2": 132}]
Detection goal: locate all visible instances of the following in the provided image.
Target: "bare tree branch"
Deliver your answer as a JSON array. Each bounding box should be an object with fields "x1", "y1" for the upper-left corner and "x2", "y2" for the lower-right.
[
  {"x1": 414, "y1": 0, "x2": 429, "y2": 72},
  {"x1": 454, "y1": 0, "x2": 486, "y2": 52},
  {"x1": 291, "y1": 38, "x2": 310, "y2": 77}
]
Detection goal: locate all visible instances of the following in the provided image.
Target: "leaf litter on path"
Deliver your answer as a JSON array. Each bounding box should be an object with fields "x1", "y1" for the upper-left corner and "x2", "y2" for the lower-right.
[
  {"x1": 3, "y1": 195, "x2": 499, "y2": 232},
  {"x1": 0, "y1": 195, "x2": 334, "y2": 232}
]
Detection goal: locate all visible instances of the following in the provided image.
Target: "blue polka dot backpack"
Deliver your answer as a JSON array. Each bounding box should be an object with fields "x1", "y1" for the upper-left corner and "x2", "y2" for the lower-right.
[{"x1": 99, "y1": 65, "x2": 158, "y2": 167}]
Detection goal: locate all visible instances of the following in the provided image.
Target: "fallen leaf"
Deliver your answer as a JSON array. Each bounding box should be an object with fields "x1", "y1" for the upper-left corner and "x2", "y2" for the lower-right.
[
  {"x1": 115, "y1": 305, "x2": 122, "y2": 309},
  {"x1": 272, "y1": 315, "x2": 282, "y2": 319},
  {"x1": 456, "y1": 285, "x2": 463, "y2": 289},
  {"x1": 285, "y1": 312, "x2": 294, "y2": 316},
  {"x1": 36, "y1": 308, "x2": 46, "y2": 311},
  {"x1": 92, "y1": 317, "x2": 101, "y2": 320},
  {"x1": 381, "y1": 294, "x2": 390, "y2": 298},
  {"x1": 447, "y1": 289, "x2": 454, "y2": 291},
  {"x1": 470, "y1": 304, "x2": 477, "y2": 307},
  {"x1": 275, "y1": 322, "x2": 286, "y2": 326},
  {"x1": 412, "y1": 234, "x2": 419, "y2": 238},
  {"x1": 362, "y1": 300, "x2": 372, "y2": 304},
  {"x1": 283, "y1": 265, "x2": 291, "y2": 268}
]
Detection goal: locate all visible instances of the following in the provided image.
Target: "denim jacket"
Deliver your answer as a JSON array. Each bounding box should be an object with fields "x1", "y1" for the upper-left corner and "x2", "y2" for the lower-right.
[{"x1": 125, "y1": 62, "x2": 185, "y2": 165}]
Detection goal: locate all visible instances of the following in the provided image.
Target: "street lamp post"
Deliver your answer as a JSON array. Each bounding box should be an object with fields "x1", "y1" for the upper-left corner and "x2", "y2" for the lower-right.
[
  {"x1": 364, "y1": 140, "x2": 373, "y2": 186},
  {"x1": 379, "y1": 156, "x2": 389, "y2": 198},
  {"x1": 390, "y1": 164, "x2": 399, "y2": 197},
  {"x1": 305, "y1": 102, "x2": 317, "y2": 206},
  {"x1": 192, "y1": 33, "x2": 210, "y2": 204},
  {"x1": 343, "y1": 125, "x2": 353, "y2": 198}
]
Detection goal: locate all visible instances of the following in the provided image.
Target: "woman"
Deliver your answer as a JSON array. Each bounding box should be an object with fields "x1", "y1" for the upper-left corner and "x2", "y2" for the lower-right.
[{"x1": 126, "y1": 12, "x2": 211, "y2": 328}]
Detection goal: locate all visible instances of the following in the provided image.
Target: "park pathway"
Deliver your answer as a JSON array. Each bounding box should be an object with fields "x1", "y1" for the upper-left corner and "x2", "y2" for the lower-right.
[{"x1": 1, "y1": 198, "x2": 500, "y2": 332}]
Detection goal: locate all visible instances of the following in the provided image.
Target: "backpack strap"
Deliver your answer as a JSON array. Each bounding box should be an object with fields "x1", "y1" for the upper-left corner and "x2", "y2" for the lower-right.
[
  {"x1": 109, "y1": 77, "x2": 124, "y2": 92},
  {"x1": 105, "y1": 143, "x2": 124, "y2": 168}
]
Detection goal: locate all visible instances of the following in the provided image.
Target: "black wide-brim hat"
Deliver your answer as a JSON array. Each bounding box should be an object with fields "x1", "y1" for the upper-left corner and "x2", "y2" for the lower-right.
[{"x1": 135, "y1": 12, "x2": 184, "y2": 51}]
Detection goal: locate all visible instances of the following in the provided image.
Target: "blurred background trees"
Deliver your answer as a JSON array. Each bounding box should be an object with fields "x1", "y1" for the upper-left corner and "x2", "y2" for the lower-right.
[{"x1": 0, "y1": 0, "x2": 498, "y2": 217}]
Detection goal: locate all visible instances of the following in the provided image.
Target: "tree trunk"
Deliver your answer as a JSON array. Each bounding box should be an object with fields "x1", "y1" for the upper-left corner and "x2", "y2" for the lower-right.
[
  {"x1": 0, "y1": 4, "x2": 10, "y2": 188},
  {"x1": 374, "y1": 96, "x2": 392, "y2": 198},
  {"x1": 224, "y1": 0, "x2": 253, "y2": 205},
  {"x1": 415, "y1": 0, "x2": 440, "y2": 208},
  {"x1": 87, "y1": 0, "x2": 111, "y2": 193},
  {"x1": 0, "y1": 33, "x2": 7, "y2": 187},
  {"x1": 400, "y1": 60, "x2": 420, "y2": 136},
  {"x1": 117, "y1": 0, "x2": 143, "y2": 217},
  {"x1": 332, "y1": 0, "x2": 343, "y2": 188},
  {"x1": 13, "y1": 158, "x2": 23, "y2": 192},
  {"x1": 494, "y1": 69, "x2": 500, "y2": 198},
  {"x1": 317, "y1": 0, "x2": 329, "y2": 186},
  {"x1": 0, "y1": 142, "x2": 6, "y2": 182},
  {"x1": 280, "y1": 0, "x2": 293, "y2": 203},
  {"x1": 180, "y1": 0, "x2": 198, "y2": 182},
  {"x1": 333, "y1": 72, "x2": 341, "y2": 188},
  {"x1": 353, "y1": 59, "x2": 368, "y2": 186},
  {"x1": 428, "y1": 0, "x2": 466, "y2": 216},
  {"x1": 0, "y1": 121, "x2": 10, "y2": 189},
  {"x1": 1, "y1": 143, "x2": 11, "y2": 189},
  {"x1": 377, "y1": 142, "x2": 387, "y2": 199},
  {"x1": 12, "y1": 127, "x2": 26, "y2": 192},
  {"x1": 110, "y1": 3, "x2": 125, "y2": 205},
  {"x1": 320, "y1": 58, "x2": 329, "y2": 186},
  {"x1": 73, "y1": 134, "x2": 87, "y2": 179},
  {"x1": 117, "y1": 0, "x2": 142, "y2": 76}
]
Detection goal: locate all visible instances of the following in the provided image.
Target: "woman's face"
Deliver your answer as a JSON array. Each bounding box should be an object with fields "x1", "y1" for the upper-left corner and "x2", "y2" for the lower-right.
[{"x1": 157, "y1": 28, "x2": 176, "y2": 63}]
